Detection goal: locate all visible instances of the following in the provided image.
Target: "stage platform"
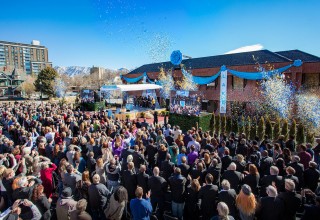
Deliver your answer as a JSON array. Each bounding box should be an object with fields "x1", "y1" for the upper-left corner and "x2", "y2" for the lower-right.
[{"x1": 108, "y1": 107, "x2": 167, "y2": 121}]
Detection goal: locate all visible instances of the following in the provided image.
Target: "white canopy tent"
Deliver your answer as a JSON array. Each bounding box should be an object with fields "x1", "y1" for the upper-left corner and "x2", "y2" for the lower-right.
[{"x1": 100, "y1": 84, "x2": 162, "y2": 92}]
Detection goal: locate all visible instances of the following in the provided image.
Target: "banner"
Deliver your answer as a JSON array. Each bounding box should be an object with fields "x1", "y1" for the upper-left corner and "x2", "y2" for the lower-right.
[{"x1": 220, "y1": 70, "x2": 227, "y2": 113}]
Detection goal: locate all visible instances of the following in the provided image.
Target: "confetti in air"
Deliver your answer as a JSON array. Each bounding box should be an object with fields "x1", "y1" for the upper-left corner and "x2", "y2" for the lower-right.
[
  {"x1": 158, "y1": 68, "x2": 174, "y2": 99},
  {"x1": 296, "y1": 93, "x2": 320, "y2": 133},
  {"x1": 180, "y1": 68, "x2": 198, "y2": 91},
  {"x1": 54, "y1": 78, "x2": 67, "y2": 98},
  {"x1": 260, "y1": 72, "x2": 294, "y2": 119}
]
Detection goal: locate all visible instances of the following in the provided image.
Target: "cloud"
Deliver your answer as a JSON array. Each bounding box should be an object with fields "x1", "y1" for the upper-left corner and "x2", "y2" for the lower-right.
[{"x1": 225, "y1": 44, "x2": 264, "y2": 54}]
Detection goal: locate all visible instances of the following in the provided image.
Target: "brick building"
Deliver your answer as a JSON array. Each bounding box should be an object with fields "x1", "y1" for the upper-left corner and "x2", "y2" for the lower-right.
[{"x1": 126, "y1": 50, "x2": 320, "y2": 113}]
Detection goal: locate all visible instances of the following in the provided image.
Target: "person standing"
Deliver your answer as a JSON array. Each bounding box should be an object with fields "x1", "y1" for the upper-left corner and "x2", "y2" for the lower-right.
[
  {"x1": 56, "y1": 187, "x2": 77, "y2": 220},
  {"x1": 169, "y1": 167, "x2": 187, "y2": 220},
  {"x1": 236, "y1": 185, "x2": 257, "y2": 220},
  {"x1": 130, "y1": 187, "x2": 153, "y2": 220},
  {"x1": 40, "y1": 161, "x2": 57, "y2": 198}
]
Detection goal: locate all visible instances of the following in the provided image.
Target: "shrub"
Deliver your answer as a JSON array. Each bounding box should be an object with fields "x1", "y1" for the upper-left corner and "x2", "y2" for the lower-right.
[
  {"x1": 265, "y1": 116, "x2": 273, "y2": 140},
  {"x1": 226, "y1": 116, "x2": 232, "y2": 134},
  {"x1": 306, "y1": 130, "x2": 315, "y2": 145},
  {"x1": 215, "y1": 114, "x2": 221, "y2": 135},
  {"x1": 296, "y1": 123, "x2": 305, "y2": 145},
  {"x1": 281, "y1": 119, "x2": 289, "y2": 140},
  {"x1": 232, "y1": 117, "x2": 239, "y2": 135},
  {"x1": 257, "y1": 116, "x2": 265, "y2": 140},
  {"x1": 239, "y1": 115, "x2": 245, "y2": 136},
  {"x1": 289, "y1": 119, "x2": 297, "y2": 140},
  {"x1": 221, "y1": 114, "x2": 227, "y2": 133},
  {"x1": 245, "y1": 116, "x2": 251, "y2": 139},
  {"x1": 273, "y1": 117, "x2": 281, "y2": 140},
  {"x1": 249, "y1": 117, "x2": 257, "y2": 141}
]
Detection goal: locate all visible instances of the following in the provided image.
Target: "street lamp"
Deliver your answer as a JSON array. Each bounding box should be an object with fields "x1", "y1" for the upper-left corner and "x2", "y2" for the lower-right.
[{"x1": 39, "y1": 81, "x2": 43, "y2": 104}]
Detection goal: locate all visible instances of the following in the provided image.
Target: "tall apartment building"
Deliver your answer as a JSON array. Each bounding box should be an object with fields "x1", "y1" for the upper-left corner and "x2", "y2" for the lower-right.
[{"x1": 0, "y1": 40, "x2": 52, "y2": 74}]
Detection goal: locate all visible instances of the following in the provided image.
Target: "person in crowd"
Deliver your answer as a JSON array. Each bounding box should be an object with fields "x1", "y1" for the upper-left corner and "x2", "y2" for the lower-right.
[
  {"x1": 106, "y1": 158, "x2": 121, "y2": 191},
  {"x1": 104, "y1": 186, "x2": 128, "y2": 220},
  {"x1": 278, "y1": 179, "x2": 302, "y2": 220},
  {"x1": 221, "y1": 162, "x2": 243, "y2": 192},
  {"x1": 63, "y1": 164, "x2": 81, "y2": 195},
  {"x1": 122, "y1": 161, "x2": 137, "y2": 201},
  {"x1": 88, "y1": 174, "x2": 110, "y2": 220},
  {"x1": 32, "y1": 184, "x2": 51, "y2": 220},
  {"x1": 236, "y1": 184, "x2": 257, "y2": 220},
  {"x1": 198, "y1": 173, "x2": 219, "y2": 219},
  {"x1": 260, "y1": 166, "x2": 284, "y2": 196},
  {"x1": 256, "y1": 185, "x2": 284, "y2": 220},
  {"x1": 243, "y1": 164, "x2": 260, "y2": 195},
  {"x1": 40, "y1": 161, "x2": 57, "y2": 198},
  {"x1": 148, "y1": 167, "x2": 168, "y2": 219},
  {"x1": 76, "y1": 171, "x2": 91, "y2": 201},
  {"x1": 160, "y1": 154, "x2": 175, "y2": 181},
  {"x1": 185, "y1": 179, "x2": 201, "y2": 220},
  {"x1": 56, "y1": 187, "x2": 77, "y2": 220},
  {"x1": 211, "y1": 202, "x2": 235, "y2": 220},
  {"x1": 137, "y1": 165, "x2": 149, "y2": 198},
  {"x1": 130, "y1": 186, "x2": 153, "y2": 220},
  {"x1": 218, "y1": 180, "x2": 237, "y2": 218},
  {"x1": 169, "y1": 167, "x2": 187, "y2": 220},
  {"x1": 298, "y1": 144, "x2": 312, "y2": 169},
  {"x1": 70, "y1": 199, "x2": 92, "y2": 220},
  {"x1": 304, "y1": 161, "x2": 320, "y2": 192}
]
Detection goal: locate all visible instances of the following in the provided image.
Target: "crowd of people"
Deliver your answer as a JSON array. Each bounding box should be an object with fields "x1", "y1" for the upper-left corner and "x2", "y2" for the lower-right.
[
  {"x1": 170, "y1": 104, "x2": 201, "y2": 116},
  {"x1": 0, "y1": 101, "x2": 319, "y2": 220},
  {"x1": 133, "y1": 96, "x2": 156, "y2": 109}
]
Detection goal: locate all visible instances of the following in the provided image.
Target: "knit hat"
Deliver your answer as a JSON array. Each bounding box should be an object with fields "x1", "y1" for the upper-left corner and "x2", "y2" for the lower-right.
[
  {"x1": 242, "y1": 184, "x2": 252, "y2": 196},
  {"x1": 62, "y1": 187, "x2": 73, "y2": 198}
]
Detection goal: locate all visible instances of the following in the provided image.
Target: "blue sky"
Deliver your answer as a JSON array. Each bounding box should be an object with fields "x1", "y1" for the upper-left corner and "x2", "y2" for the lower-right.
[{"x1": 0, "y1": 0, "x2": 319, "y2": 70}]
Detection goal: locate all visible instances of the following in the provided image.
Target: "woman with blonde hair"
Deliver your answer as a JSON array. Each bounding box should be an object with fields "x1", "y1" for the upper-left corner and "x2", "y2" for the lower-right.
[
  {"x1": 95, "y1": 158, "x2": 107, "y2": 185},
  {"x1": 236, "y1": 184, "x2": 257, "y2": 220}
]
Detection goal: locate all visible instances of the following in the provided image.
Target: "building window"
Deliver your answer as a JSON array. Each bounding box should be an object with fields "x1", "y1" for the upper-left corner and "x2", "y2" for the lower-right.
[
  {"x1": 302, "y1": 73, "x2": 320, "y2": 88},
  {"x1": 232, "y1": 76, "x2": 243, "y2": 89}
]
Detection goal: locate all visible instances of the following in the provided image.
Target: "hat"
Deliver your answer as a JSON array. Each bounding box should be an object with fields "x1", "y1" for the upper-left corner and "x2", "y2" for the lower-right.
[
  {"x1": 62, "y1": 187, "x2": 73, "y2": 198},
  {"x1": 242, "y1": 184, "x2": 252, "y2": 195}
]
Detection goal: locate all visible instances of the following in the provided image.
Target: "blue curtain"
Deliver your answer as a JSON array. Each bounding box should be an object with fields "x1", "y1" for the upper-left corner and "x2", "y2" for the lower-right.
[
  {"x1": 121, "y1": 72, "x2": 149, "y2": 83},
  {"x1": 192, "y1": 71, "x2": 221, "y2": 85}
]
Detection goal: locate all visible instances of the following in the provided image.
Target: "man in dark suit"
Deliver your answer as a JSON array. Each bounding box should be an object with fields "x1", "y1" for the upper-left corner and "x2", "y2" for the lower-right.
[
  {"x1": 278, "y1": 179, "x2": 302, "y2": 220},
  {"x1": 160, "y1": 154, "x2": 175, "y2": 181},
  {"x1": 122, "y1": 162, "x2": 137, "y2": 200},
  {"x1": 304, "y1": 161, "x2": 320, "y2": 192},
  {"x1": 218, "y1": 179, "x2": 237, "y2": 217},
  {"x1": 288, "y1": 155, "x2": 305, "y2": 189},
  {"x1": 256, "y1": 185, "x2": 284, "y2": 220},
  {"x1": 146, "y1": 139, "x2": 158, "y2": 169},
  {"x1": 221, "y1": 162, "x2": 243, "y2": 191},
  {"x1": 198, "y1": 173, "x2": 219, "y2": 220},
  {"x1": 221, "y1": 149, "x2": 232, "y2": 174},
  {"x1": 137, "y1": 165, "x2": 149, "y2": 198},
  {"x1": 259, "y1": 150, "x2": 273, "y2": 176},
  {"x1": 260, "y1": 166, "x2": 284, "y2": 197},
  {"x1": 178, "y1": 156, "x2": 190, "y2": 179},
  {"x1": 133, "y1": 145, "x2": 147, "y2": 172},
  {"x1": 206, "y1": 159, "x2": 221, "y2": 187},
  {"x1": 169, "y1": 167, "x2": 187, "y2": 220},
  {"x1": 148, "y1": 167, "x2": 168, "y2": 219}
]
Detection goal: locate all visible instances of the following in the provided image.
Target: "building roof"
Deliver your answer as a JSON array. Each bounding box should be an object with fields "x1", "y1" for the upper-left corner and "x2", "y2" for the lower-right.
[
  {"x1": 129, "y1": 49, "x2": 293, "y2": 74},
  {"x1": 275, "y1": 50, "x2": 320, "y2": 63}
]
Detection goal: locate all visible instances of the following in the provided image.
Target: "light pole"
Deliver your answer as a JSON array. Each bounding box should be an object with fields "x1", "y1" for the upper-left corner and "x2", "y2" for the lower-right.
[{"x1": 39, "y1": 81, "x2": 43, "y2": 104}]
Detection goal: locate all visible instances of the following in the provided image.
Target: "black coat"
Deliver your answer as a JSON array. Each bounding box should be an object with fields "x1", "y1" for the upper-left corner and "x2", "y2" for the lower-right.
[
  {"x1": 278, "y1": 191, "x2": 302, "y2": 220},
  {"x1": 256, "y1": 196, "x2": 284, "y2": 220},
  {"x1": 301, "y1": 204, "x2": 320, "y2": 220},
  {"x1": 122, "y1": 170, "x2": 137, "y2": 200},
  {"x1": 34, "y1": 195, "x2": 51, "y2": 220},
  {"x1": 304, "y1": 167, "x2": 320, "y2": 191},
  {"x1": 161, "y1": 160, "x2": 175, "y2": 181},
  {"x1": 198, "y1": 184, "x2": 218, "y2": 219},
  {"x1": 146, "y1": 144, "x2": 158, "y2": 165},
  {"x1": 137, "y1": 172, "x2": 149, "y2": 197},
  {"x1": 178, "y1": 163, "x2": 190, "y2": 178},
  {"x1": 206, "y1": 166, "x2": 221, "y2": 187},
  {"x1": 218, "y1": 189, "x2": 237, "y2": 217},
  {"x1": 185, "y1": 186, "x2": 200, "y2": 220},
  {"x1": 259, "y1": 156, "x2": 273, "y2": 176},
  {"x1": 288, "y1": 161, "x2": 304, "y2": 188},
  {"x1": 168, "y1": 174, "x2": 187, "y2": 203},
  {"x1": 260, "y1": 175, "x2": 284, "y2": 196},
  {"x1": 148, "y1": 175, "x2": 167, "y2": 198},
  {"x1": 221, "y1": 170, "x2": 242, "y2": 191},
  {"x1": 221, "y1": 155, "x2": 232, "y2": 173},
  {"x1": 243, "y1": 174, "x2": 260, "y2": 195}
]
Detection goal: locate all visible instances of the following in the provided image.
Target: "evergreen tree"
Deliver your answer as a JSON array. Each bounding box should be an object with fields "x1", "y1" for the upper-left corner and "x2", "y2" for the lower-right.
[
  {"x1": 289, "y1": 119, "x2": 297, "y2": 140},
  {"x1": 296, "y1": 123, "x2": 306, "y2": 145},
  {"x1": 245, "y1": 116, "x2": 251, "y2": 139},
  {"x1": 226, "y1": 116, "x2": 232, "y2": 134},
  {"x1": 34, "y1": 67, "x2": 58, "y2": 97},
  {"x1": 232, "y1": 117, "x2": 239, "y2": 135},
  {"x1": 273, "y1": 117, "x2": 281, "y2": 140},
  {"x1": 306, "y1": 130, "x2": 315, "y2": 145},
  {"x1": 265, "y1": 116, "x2": 273, "y2": 140},
  {"x1": 210, "y1": 113, "x2": 215, "y2": 134},
  {"x1": 215, "y1": 114, "x2": 221, "y2": 135},
  {"x1": 281, "y1": 119, "x2": 289, "y2": 140},
  {"x1": 257, "y1": 116, "x2": 265, "y2": 140},
  {"x1": 249, "y1": 117, "x2": 257, "y2": 141},
  {"x1": 239, "y1": 115, "x2": 245, "y2": 135},
  {"x1": 221, "y1": 114, "x2": 227, "y2": 133}
]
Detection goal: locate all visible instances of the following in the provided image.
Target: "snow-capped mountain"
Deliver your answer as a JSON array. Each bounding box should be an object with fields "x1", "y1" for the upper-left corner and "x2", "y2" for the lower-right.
[{"x1": 54, "y1": 66, "x2": 92, "y2": 76}]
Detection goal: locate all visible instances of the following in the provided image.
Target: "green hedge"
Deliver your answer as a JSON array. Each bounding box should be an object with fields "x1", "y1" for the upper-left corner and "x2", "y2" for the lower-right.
[
  {"x1": 168, "y1": 113, "x2": 213, "y2": 132},
  {"x1": 81, "y1": 101, "x2": 105, "y2": 111}
]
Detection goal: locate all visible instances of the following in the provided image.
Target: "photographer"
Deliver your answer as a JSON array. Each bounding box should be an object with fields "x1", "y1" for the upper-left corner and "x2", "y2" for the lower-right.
[{"x1": 0, "y1": 199, "x2": 41, "y2": 220}]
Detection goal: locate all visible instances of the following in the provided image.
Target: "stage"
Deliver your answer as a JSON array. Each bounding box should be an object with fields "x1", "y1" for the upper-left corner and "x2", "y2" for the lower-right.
[{"x1": 108, "y1": 107, "x2": 167, "y2": 121}]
